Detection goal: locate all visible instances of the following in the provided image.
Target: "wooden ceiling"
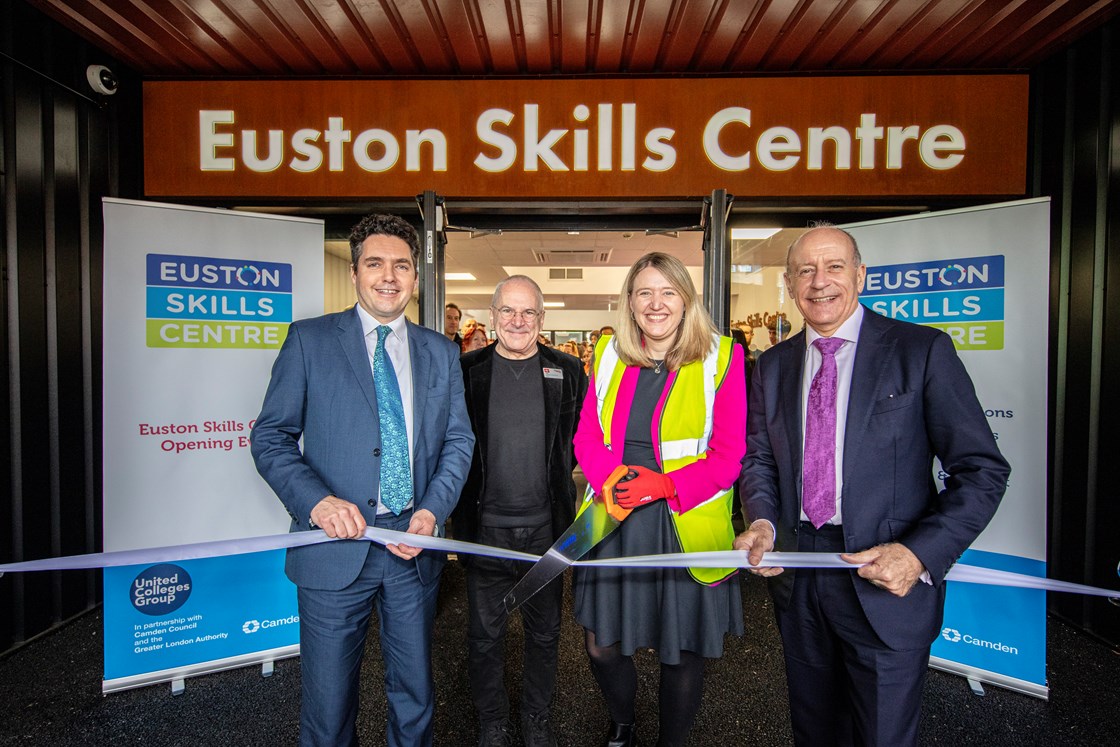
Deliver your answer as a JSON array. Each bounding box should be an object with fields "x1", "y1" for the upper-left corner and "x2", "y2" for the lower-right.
[
  {"x1": 23, "y1": 1, "x2": 1118, "y2": 318},
  {"x1": 27, "y1": 0, "x2": 1120, "y2": 78}
]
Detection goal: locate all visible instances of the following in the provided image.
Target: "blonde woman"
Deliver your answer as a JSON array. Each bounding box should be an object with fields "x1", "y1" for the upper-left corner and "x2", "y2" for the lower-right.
[{"x1": 573, "y1": 252, "x2": 747, "y2": 747}]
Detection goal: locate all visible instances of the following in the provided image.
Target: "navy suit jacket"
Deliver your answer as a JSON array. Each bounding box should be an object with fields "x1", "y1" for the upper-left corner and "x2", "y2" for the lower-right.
[
  {"x1": 740, "y1": 308, "x2": 1010, "y2": 650},
  {"x1": 251, "y1": 307, "x2": 475, "y2": 591}
]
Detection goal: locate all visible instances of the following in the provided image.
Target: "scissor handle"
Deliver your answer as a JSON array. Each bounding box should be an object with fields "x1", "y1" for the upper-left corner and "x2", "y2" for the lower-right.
[{"x1": 601, "y1": 465, "x2": 635, "y2": 523}]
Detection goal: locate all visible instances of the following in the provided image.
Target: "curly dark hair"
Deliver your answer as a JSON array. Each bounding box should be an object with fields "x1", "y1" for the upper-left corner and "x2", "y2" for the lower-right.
[{"x1": 348, "y1": 213, "x2": 421, "y2": 269}]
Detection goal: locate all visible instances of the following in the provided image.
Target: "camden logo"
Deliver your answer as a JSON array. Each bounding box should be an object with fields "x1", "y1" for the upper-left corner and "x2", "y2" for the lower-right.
[
  {"x1": 940, "y1": 626, "x2": 1019, "y2": 655},
  {"x1": 241, "y1": 615, "x2": 300, "y2": 635}
]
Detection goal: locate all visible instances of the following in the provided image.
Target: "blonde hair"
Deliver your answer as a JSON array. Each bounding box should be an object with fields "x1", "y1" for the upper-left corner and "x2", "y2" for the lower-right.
[{"x1": 613, "y1": 252, "x2": 716, "y2": 371}]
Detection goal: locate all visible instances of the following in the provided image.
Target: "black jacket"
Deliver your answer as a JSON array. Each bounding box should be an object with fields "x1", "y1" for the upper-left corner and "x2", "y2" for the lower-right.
[{"x1": 452, "y1": 343, "x2": 588, "y2": 544}]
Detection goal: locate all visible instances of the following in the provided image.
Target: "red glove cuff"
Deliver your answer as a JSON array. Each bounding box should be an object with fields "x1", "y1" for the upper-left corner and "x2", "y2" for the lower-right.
[{"x1": 613, "y1": 466, "x2": 675, "y2": 509}]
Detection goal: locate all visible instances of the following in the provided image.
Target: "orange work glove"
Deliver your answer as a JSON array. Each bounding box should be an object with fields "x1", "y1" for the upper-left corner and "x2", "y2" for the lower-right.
[{"x1": 612, "y1": 466, "x2": 675, "y2": 509}]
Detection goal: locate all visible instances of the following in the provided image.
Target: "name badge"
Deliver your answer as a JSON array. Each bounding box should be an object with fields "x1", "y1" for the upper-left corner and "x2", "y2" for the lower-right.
[{"x1": 542, "y1": 367, "x2": 564, "y2": 379}]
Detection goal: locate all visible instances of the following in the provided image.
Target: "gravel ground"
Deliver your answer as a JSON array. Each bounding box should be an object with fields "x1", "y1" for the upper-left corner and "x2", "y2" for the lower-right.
[{"x1": 1, "y1": 560, "x2": 1118, "y2": 746}]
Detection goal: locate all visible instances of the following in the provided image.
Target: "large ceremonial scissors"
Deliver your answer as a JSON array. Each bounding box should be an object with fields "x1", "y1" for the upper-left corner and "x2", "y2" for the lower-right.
[{"x1": 503, "y1": 465, "x2": 632, "y2": 612}]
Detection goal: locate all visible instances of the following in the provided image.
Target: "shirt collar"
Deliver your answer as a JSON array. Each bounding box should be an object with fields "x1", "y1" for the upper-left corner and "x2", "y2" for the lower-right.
[
  {"x1": 805, "y1": 302, "x2": 865, "y2": 347},
  {"x1": 355, "y1": 303, "x2": 408, "y2": 343}
]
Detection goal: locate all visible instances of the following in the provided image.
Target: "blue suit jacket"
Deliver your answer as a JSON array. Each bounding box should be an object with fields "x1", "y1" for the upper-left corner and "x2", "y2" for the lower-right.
[
  {"x1": 740, "y1": 309, "x2": 1010, "y2": 650},
  {"x1": 251, "y1": 307, "x2": 475, "y2": 590}
]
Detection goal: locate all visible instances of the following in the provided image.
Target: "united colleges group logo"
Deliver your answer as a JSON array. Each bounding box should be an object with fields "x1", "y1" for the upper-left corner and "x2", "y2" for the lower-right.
[
  {"x1": 861, "y1": 254, "x2": 1005, "y2": 350},
  {"x1": 145, "y1": 254, "x2": 293, "y2": 349}
]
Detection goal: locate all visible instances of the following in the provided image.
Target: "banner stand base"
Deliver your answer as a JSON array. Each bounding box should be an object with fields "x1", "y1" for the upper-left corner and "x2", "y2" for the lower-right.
[
  {"x1": 103, "y1": 644, "x2": 299, "y2": 695},
  {"x1": 929, "y1": 655, "x2": 1048, "y2": 701}
]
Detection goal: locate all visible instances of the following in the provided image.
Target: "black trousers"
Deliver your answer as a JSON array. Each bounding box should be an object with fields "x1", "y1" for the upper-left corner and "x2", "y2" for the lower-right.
[
  {"x1": 466, "y1": 523, "x2": 563, "y2": 724},
  {"x1": 776, "y1": 522, "x2": 930, "y2": 747}
]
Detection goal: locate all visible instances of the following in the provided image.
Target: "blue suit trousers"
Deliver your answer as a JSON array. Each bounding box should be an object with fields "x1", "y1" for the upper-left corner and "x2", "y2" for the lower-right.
[
  {"x1": 296, "y1": 511, "x2": 440, "y2": 747},
  {"x1": 778, "y1": 523, "x2": 929, "y2": 747}
]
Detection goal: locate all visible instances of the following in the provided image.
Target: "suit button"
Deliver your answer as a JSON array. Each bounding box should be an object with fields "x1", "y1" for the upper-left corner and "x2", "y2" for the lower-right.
[
  {"x1": 373, "y1": 448, "x2": 381, "y2": 457},
  {"x1": 368, "y1": 499, "x2": 376, "y2": 507}
]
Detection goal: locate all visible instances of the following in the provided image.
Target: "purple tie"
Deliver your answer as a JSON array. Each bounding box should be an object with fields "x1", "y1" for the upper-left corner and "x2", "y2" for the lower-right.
[{"x1": 803, "y1": 337, "x2": 845, "y2": 528}]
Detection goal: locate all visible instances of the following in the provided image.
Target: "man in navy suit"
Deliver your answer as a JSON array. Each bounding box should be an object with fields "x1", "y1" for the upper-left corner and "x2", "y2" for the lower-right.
[
  {"x1": 251, "y1": 213, "x2": 474, "y2": 747},
  {"x1": 735, "y1": 225, "x2": 1009, "y2": 746}
]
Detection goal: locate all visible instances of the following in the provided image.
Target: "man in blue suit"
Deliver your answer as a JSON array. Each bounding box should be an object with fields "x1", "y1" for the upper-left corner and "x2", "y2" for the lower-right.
[
  {"x1": 251, "y1": 213, "x2": 474, "y2": 746},
  {"x1": 735, "y1": 225, "x2": 1009, "y2": 746}
]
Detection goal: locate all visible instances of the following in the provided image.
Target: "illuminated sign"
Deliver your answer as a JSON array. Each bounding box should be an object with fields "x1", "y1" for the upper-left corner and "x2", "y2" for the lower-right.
[{"x1": 144, "y1": 76, "x2": 1028, "y2": 199}]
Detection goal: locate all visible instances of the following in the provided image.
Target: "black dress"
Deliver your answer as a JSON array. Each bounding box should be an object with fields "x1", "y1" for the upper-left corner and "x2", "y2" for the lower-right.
[{"x1": 573, "y1": 365, "x2": 743, "y2": 665}]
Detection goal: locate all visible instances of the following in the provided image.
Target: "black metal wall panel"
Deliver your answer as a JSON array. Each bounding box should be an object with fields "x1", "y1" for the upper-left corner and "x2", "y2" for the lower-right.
[
  {"x1": 1100, "y1": 46, "x2": 1120, "y2": 642},
  {"x1": 1034, "y1": 21, "x2": 1120, "y2": 647},
  {"x1": 0, "y1": 0, "x2": 129, "y2": 655},
  {"x1": 0, "y1": 20, "x2": 12, "y2": 658}
]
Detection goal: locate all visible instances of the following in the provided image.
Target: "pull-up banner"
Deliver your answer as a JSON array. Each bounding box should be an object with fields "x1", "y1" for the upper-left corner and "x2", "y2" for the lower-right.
[
  {"x1": 143, "y1": 76, "x2": 1027, "y2": 200},
  {"x1": 846, "y1": 198, "x2": 1050, "y2": 698},
  {"x1": 101, "y1": 199, "x2": 324, "y2": 693}
]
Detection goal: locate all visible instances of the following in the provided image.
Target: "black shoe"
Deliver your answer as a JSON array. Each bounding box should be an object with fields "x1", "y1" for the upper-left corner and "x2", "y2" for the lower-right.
[
  {"x1": 479, "y1": 718, "x2": 515, "y2": 747},
  {"x1": 604, "y1": 720, "x2": 638, "y2": 747},
  {"x1": 522, "y1": 711, "x2": 557, "y2": 747}
]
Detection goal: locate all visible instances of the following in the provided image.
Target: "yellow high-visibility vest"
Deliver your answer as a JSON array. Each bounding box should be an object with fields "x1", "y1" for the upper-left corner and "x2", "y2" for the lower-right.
[{"x1": 582, "y1": 333, "x2": 737, "y2": 584}]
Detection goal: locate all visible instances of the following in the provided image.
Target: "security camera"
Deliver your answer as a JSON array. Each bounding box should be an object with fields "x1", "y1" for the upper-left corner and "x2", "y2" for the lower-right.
[{"x1": 85, "y1": 65, "x2": 118, "y2": 96}]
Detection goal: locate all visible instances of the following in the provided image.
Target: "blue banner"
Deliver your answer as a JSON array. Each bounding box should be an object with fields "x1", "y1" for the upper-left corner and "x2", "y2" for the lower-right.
[
  {"x1": 103, "y1": 550, "x2": 298, "y2": 682},
  {"x1": 933, "y1": 549, "x2": 1046, "y2": 687},
  {"x1": 847, "y1": 200, "x2": 1051, "y2": 698},
  {"x1": 103, "y1": 200, "x2": 323, "y2": 693}
]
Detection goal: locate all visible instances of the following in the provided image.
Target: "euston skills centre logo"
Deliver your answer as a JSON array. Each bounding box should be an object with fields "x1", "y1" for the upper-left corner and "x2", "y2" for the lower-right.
[
  {"x1": 861, "y1": 255, "x2": 1004, "y2": 351},
  {"x1": 145, "y1": 254, "x2": 293, "y2": 349}
]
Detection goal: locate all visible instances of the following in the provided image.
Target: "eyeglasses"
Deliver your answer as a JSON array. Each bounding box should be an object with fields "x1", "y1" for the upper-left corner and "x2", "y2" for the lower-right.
[{"x1": 492, "y1": 306, "x2": 541, "y2": 321}]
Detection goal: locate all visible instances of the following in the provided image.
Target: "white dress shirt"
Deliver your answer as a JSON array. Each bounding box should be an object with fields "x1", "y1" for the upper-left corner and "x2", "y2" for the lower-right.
[
  {"x1": 799, "y1": 303, "x2": 865, "y2": 526},
  {"x1": 356, "y1": 304, "x2": 415, "y2": 514}
]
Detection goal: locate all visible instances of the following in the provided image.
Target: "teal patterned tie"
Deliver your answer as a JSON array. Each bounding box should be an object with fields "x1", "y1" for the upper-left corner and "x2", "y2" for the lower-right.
[{"x1": 374, "y1": 325, "x2": 412, "y2": 514}]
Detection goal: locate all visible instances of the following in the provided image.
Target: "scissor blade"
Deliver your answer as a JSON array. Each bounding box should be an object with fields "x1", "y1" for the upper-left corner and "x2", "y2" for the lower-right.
[
  {"x1": 503, "y1": 499, "x2": 619, "y2": 612},
  {"x1": 501, "y1": 547, "x2": 573, "y2": 613}
]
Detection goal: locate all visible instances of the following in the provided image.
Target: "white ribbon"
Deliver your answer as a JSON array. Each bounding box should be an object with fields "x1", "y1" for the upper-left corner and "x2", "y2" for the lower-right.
[{"x1": 0, "y1": 528, "x2": 1116, "y2": 600}]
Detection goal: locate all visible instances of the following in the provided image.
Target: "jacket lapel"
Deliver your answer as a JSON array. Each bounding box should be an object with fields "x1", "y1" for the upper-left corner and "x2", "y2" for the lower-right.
[
  {"x1": 407, "y1": 320, "x2": 431, "y2": 444},
  {"x1": 540, "y1": 346, "x2": 561, "y2": 459},
  {"x1": 467, "y1": 347, "x2": 494, "y2": 465},
  {"x1": 338, "y1": 307, "x2": 378, "y2": 416},
  {"x1": 842, "y1": 310, "x2": 895, "y2": 496},
  {"x1": 778, "y1": 331, "x2": 807, "y2": 496}
]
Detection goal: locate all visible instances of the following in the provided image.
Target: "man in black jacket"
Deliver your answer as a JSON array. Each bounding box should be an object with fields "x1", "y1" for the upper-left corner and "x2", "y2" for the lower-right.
[{"x1": 454, "y1": 275, "x2": 587, "y2": 747}]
